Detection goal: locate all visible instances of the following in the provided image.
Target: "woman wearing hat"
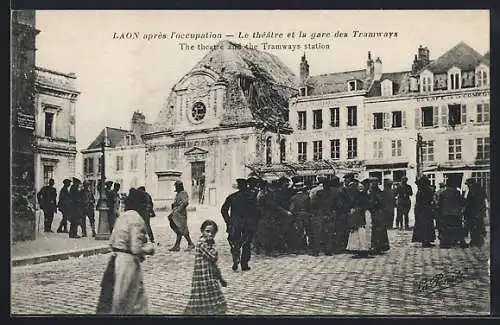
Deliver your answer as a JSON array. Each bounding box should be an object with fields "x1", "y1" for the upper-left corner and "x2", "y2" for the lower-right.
[
  {"x1": 346, "y1": 179, "x2": 373, "y2": 258},
  {"x1": 411, "y1": 176, "x2": 436, "y2": 248}
]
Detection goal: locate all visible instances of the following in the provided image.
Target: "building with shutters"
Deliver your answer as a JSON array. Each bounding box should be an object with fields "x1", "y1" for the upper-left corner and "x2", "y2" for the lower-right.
[
  {"x1": 33, "y1": 67, "x2": 80, "y2": 195},
  {"x1": 142, "y1": 40, "x2": 296, "y2": 209},
  {"x1": 81, "y1": 111, "x2": 150, "y2": 196},
  {"x1": 365, "y1": 42, "x2": 489, "y2": 192}
]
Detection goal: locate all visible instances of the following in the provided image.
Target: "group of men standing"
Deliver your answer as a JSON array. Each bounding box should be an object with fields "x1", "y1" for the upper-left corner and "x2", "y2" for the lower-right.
[
  {"x1": 220, "y1": 172, "x2": 489, "y2": 270},
  {"x1": 36, "y1": 178, "x2": 124, "y2": 238}
]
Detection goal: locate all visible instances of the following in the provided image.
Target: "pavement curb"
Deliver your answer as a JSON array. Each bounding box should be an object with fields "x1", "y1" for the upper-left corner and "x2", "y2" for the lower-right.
[{"x1": 12, "y1": 246, "x2": 112, "y2": 267}]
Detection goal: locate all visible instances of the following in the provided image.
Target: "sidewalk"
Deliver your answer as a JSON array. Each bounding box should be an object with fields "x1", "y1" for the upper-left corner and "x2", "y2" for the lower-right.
[{"x1": 11, "y1": 205, "x2": 220, "y2": 267}]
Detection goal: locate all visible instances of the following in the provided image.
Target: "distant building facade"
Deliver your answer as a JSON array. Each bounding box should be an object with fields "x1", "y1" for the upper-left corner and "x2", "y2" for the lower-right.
[
  {"x1": 81, "y1": 111, "x2": 149, "y2": 196},
  {"x1": 143, "y1": 40, "x2": 296, "y2": 208},
  {"x1": 33, "y1": 67, "x2": 80, "y2": 194}
]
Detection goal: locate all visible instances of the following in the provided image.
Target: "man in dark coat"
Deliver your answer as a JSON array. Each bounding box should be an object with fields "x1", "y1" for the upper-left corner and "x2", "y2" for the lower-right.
[
  {"x1": 57, "y1": 179, "x2": 72, "y2": 233},
  {"x1": 368, "y1": 177, "x2": 389, "y2": 253},
  {"x1": 381, "y1": 179, "x2": 396, "y2": 230},
  {"x1": 221, "y1": 178, "x2": 258, "y2": 271},
  {"x1": 437, "y1": 178, "x2": 466, "y2": 248},
  {"x1": 69, "y1": 177, "x2": 84, "y2": 238},
  {"x1": 168, "y1": 180, "x2": 195, "y2": 251},
  {"x1": 316, "y1": 177, "x2": 344, "y2": 256},
  {"x1": 288, "y1": 182, "x2": 312, "y2": 253},
  {"x1": 105, "y1": 181, "x2": 116, "y2": 232},
  {"x1": 463, "y1": 178, "x2": 487, "y2": 247},
  {"x1": 37, "y1": 178, "x2": 57, "y2": 232},
  {"x1": 82, "y1": 180, "x2": 97, "y2": 237},
  {"x1": 137, "y1": 186, "x2": 156, "y2": 244},
  {"x1": 395, "y1": 176, "x2": 413, "y2": 230}
]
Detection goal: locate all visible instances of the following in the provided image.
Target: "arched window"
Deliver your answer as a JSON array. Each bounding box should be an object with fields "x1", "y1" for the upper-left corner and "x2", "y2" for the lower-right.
[
  {"x1": 280, "y1": 139, "x2": 286, "y2": 163},
  {"x1": 266, "y1": 136, "x2": 272, "y2": 165}
]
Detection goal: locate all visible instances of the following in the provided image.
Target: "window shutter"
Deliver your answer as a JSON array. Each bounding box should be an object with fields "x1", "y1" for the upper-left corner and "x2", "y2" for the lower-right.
[
  {"x1": 383, "y1": 112, "x2": 390, "y2": 128},
  {"x1": 402, "y1": 111, "x2": 407, "y2": 127},
  {"x1": 433, "y1": 106, "x2": 439, "y2": 126},
  {"x1": 372, "y1": 114, "x2": 376, "y2": 129},
  {"x1": 440, "y1": 105, "x2": 448, "y2": 126},
  {"x1": 415, "y1": 107, "x2": 421, "y2": 128},
  {"x1": 461, "y1": 104, "x2": 467, "y2": 124}
]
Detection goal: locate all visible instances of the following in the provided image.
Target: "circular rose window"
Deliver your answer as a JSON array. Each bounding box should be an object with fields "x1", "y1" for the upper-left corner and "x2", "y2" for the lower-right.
[{"x1": 191, "y1": 102, "x2": 206, "y2": 121}]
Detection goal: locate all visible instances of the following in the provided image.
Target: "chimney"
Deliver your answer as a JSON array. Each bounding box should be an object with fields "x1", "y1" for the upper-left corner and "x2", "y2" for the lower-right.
[
  {"x1": 366, "y1": 51, "x2": 374, "y2": 77},
  {"x1": 131, "y1": 111, "x2": 147, "y2": 136},
  {"x1": 374, "y1": 57, "x2": 382, "y2": 80},
  {"x1": 299, "y1": 53, "x2": 310, "y2": 85}
]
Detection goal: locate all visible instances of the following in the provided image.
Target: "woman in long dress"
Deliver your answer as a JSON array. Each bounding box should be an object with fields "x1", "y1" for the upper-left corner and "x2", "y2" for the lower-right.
[
  {"x1": 346, "y1": 179, "x2": 373, "y2": 258},
  {"x1": 96, "y1": 188, "x2": 155, "y2": 314},
  {"x1": 412, "y1": 176, "x2": 436, "y2": 247}
]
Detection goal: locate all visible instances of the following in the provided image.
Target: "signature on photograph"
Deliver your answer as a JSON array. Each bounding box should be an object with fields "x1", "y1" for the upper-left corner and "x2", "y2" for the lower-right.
[{"x1": 413, "y1": 270, "x2": 465, "y2": 294}]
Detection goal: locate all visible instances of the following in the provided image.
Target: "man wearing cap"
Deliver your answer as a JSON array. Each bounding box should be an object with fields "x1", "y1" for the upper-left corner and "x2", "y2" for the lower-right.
[
  {"x1": 105, "y1": 181, "x2": 116, "y2": 232},
  {"x1": 68, "y1": 177, "x2": 84, "y2": 238},
  {"x1": 221, "y1": 178, "x2": 256, "y2": 271},
  {"x1": 168, "y1": 180, "x2": 195, "y2": 251},
  {"x1": 288, "y1": 182, "x2": 311, "y2": 253},
  {"x1": 82, "y1": 181, "x2": 97, "y2": 237},
  {"x1": 437, "y1": 178, "x2": 466, "y2": 248},
  {"x1": 37, "y1": 178, "x2": 57, "y2": 232},
  {"x1": 395, "y1": 176, "x2": 413, "y2": 230},
  {"x1": 137, "y1": 186, "x2": 156, "y2": 244},
  {"x1": 57, "y1": 179, "x2": 72, "y2": 233},
  {"x1": 463, "y1": 178, "x2": 487, "y2": 247}
]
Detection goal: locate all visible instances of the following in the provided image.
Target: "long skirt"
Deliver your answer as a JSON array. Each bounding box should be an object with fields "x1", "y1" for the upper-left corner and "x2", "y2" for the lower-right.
[
  {"x1": 111, "y1": 252, "x2": 148, "y2": 314},
  {"x1": 346, "y1": 210, "x2": 372, "y2": 252}
]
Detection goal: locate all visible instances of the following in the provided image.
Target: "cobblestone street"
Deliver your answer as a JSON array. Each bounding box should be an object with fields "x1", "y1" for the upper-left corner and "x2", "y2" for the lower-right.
[{"x1": 11, "y1": 208, "x2": 490, "y2": 316}]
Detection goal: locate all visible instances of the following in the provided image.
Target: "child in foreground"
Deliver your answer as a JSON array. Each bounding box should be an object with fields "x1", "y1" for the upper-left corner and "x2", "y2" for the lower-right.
[{"x1": 184, "y1": 220, "x2": 228, "y2": 315}]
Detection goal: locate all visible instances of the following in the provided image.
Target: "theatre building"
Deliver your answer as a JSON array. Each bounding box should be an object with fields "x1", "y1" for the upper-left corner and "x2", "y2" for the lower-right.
[{"x1": 142, "y1": 40, "x2": 296, "y2": 208}]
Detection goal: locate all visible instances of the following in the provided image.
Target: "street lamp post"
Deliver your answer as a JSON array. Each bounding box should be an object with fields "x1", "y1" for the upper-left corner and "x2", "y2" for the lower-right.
[{"x1": 95, "y1": 140, "x2": 110, "y2": 240}]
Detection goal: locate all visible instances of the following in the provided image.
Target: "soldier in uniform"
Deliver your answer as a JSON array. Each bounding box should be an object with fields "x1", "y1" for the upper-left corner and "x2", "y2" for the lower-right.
[
  {"x1": 288, "y1": 182, "x2": 311, "y2": 253},
  {"x1": 395, "y1": 176, "x2": 413, "y2": 230},
  {"x1": 168, "y1": 180, "x2": 195, "y2": 251},
  {"x1": 57, "y1": 179, "x2": 72, "y2": 233},
  {"x1": 82, "y1": 180, "x2": 97, "y2": 237},
  {"x1": 37, "y1": 178, "x2": 57, "y2": 232},
  {"x1": 137, "y1": 186, "x2": 156, "y2": 244},
  {"x1": 463, "y1": 178, "x2": 487, "y2": 247},
  {"x1": 221, "y1": 178, "x2": 257, "y2": 271},
  {"x1": 105, "y1": 181, "x2": 116, "y2": 232},
  {"x1": 69, "y1": 177, "x2": 85, "y2": 238}
]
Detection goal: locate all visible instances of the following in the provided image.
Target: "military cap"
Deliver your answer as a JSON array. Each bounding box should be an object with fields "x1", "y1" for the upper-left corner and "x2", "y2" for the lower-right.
[
  {"x1": 174, "y1": 180, "x2": 183, "y2": 186},
  {"x1": 105, "y1": 180, "x2": 114, "y2": 186},
  {"x1": 72, "y1": 177, "x2": 81, "y2": 184},
  {"x1": 63, "y1": 178, "x2": 71, "y2": 185}
]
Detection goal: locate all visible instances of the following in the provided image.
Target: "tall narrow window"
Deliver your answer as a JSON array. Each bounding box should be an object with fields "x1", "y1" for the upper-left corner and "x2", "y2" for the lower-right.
[
  {"x1": 373, "y1": 140, "x2": 383, "y2": 159},
  {"x1": 373, "y1": 113, "x2": 383, "y2": 129},
  {"x1": 116, "y1": 156, "x2": 124, "y2": 171},
  {"x1": 448, "y1": 139, "x2": 462, "y2": 161},
  {"x1": 477, "y1": 103, "x2": 490, "y2": 123},
  {"x1": 266, "y1": 137, "x2": 272, "y2": 165},
  {"x1": 98, "y1": 157, "x2": 103, "y2": 175},
  {"x1": 391, "y1": 140, "x2": 402, "y2": 157},
  {"x1": 347, "y1": 106, "x2": 357, "y2": 126},
  {"x1": 297, "y1": 111, "x2": 307, "y2": 130},
  {"x1": 313, "y1": 110, "x2": 323, "y2": 129},
  {"x1": 476, "y1": 137, "x2": 490, "y2": 160},
  {"x1": 422, "y1": 140, "x2": 434, "y2": 162},
  {"x1": 44, "y1": 112, "x2": 54, "y2": 137},
  {"x1": 347, "y1": 138, "x2": 357, "y2": 159},
  {"x1": 313, "y1": 141, "x2": 323, "y2": 161},
  {"x1": 330, "y1": 107, "x2": 340, "y2": 127},
  {"x1": 392, "y1": 111, "x2": 403, "y2": 128},
  {"x1": 477, "y1": 69, "x2": 488, "y2": 87},
  {"x1": 130, "y1": 154, "x2": 138, "y2": 170},
  {"x1": 280, "y1": 139, "x2": 286, "y2": 163},
  {"x1": 330, "y1": 139, "x2": 340, "y2": 160},
  {"x1": 448, "y1": 104, "x2": 462, "y2": 126},
  {"x1": 297, "y1": 142, "x2": 307, "y2": 162}
]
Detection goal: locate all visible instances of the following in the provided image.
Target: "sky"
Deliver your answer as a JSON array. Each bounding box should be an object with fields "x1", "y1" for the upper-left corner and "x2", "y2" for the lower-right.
[{"x1": 34, "y1": 10, "x2": 489, "y2": 158}]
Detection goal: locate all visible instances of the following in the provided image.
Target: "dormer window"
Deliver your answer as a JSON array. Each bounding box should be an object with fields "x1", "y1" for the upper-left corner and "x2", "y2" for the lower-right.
[
  {"x1": 381, "y1": 79, "x2": 393, "y2": 96},
  {"x1": 476, "y1": 64, "x2": 489, "y2": 87},
  {"x1": 125, "y1": 134, "x2": 134, "y2": 146},
  {"x1": 448, "y1": 67, "x2": 461, "y2": 90},
  {"x1": 348, "y1": 80, "x2": 357, "y2": 91},
  {"x1": 420, "y1": 70, "x2": 433, "y2": 92}
]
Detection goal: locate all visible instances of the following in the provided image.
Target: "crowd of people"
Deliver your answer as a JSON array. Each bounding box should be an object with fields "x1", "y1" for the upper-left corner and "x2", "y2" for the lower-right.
[{"x1": 36, "y1": 178, "x2": 156, "y2": 240}]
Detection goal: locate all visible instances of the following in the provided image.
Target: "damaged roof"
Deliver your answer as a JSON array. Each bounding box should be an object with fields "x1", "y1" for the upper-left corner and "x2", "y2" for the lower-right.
[
  {"x1": 367, "y1": 71, "x2": 412, "y2": 97},
  {"x1": 305, "y1": 69, "x2": 370, "y2": 96},
  {"x1": 152, "y1": 40, "x2": 298, "y2": 133},
  {"x1": 86, "y1": 127, "x2": 130, "y2": 150}
]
